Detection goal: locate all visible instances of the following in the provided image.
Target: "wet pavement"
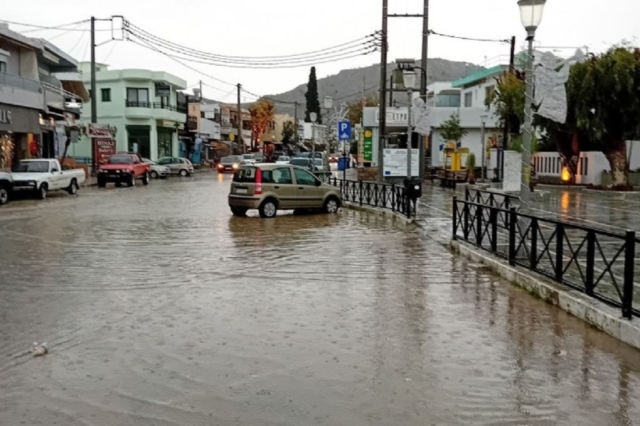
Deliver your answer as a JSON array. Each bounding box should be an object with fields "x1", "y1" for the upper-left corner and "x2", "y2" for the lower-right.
[{"x1": 1, "y1": 173, "x2": 640, "y2": 425}]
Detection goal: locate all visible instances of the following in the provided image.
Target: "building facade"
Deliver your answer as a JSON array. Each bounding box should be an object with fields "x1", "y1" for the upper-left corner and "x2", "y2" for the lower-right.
[
  {"x1": 75, "y1": 63, "x2": 187, "y2": 160},
  {"x1": 0, "y1": 24, "x2": 85, "y2": 169},
  {"x1": 220, "y1": 104, "x2": 251, "y2": 151}
]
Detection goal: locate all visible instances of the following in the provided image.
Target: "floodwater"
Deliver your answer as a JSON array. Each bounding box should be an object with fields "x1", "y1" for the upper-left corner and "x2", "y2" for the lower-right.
[{"x1": 1, "y1": 173, "x2": 639, "y2": 425}]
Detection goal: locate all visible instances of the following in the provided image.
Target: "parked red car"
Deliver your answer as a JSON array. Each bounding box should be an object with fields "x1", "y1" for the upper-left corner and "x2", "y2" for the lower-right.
[{"x1": 97, "y1": 153, "x2": 151, "y2": 188}]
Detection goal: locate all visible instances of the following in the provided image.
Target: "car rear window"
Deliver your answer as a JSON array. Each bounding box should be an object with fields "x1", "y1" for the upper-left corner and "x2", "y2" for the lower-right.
[
  {"x1": 233, "y1": 166, "x2": 257, "y2": 182},
  {"x1": 222, "y1": 156, "x2": 241, "y2": 164}
]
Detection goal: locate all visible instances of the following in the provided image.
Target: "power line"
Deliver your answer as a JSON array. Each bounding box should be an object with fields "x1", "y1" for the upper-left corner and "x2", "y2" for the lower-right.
[
  {"x1": 0, "y1": 18, "x2": 112, "y2": 32},
  {"x1": 125, "y1": 20, "x2": 377, "y2": 63},
  {"x1": 125, "y1": 27, "x2": 376, "y2": 68},
  {"x1": 429, "y1": 29, "x2": 510, "y2": 44},
  {"x1": 45, "y1": 21, "x2": 88, "y2": 42}
]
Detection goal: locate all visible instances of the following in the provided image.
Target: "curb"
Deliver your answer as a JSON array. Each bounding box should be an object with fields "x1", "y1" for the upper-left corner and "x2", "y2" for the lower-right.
[
  {"x1": 343, "y1": 202, "x2": 415, "y2": 227},
  {"x1": 450, "y1": 240, "x2": 640, "y2": 351}
]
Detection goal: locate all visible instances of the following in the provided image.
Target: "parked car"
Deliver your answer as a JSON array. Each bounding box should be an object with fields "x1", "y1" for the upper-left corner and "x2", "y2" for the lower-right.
[
  {"x1": 228, "y1": 163, "x2": 342, "y2": 218},
  {"x1": 275, "y1": 156, "x2": 291, "y2": 164},
  {"x1": 217, "y1": 155, "x2": 242, "y2": 173},
  {"x1": 156, "y1": 157, "x2": 195, "y2": 177},
  {"x1": 0, "y1": 172, "x2": 12, "y2": 205},
  {"x1": 97, "y1": 153, "x2": 151, "y2": 188},
  {"x1": 241, "y1": 154, "x2": 257, "y2": 165},
  {"x1": 142, "y1": 158, "x2": 170, "y2": 179},
  {"x1": 11, "y1": 159, "x2": 86, "y2": 200},
  {"x1": 289, "y1": 157, "x2": 314, "y2": 171}
]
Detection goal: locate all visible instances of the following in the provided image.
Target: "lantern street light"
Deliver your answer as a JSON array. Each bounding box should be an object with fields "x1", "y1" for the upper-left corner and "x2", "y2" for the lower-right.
[
  {"x1": 310, "y1": 112, "x2": 318, "y2": 166},
  {"x1": 403, "y1": 69, "x2": 417, "y2": 180},
  {"x1": 518, "y1": 0, "x2": 546, "y2": 205},
  {"x1": 324, "y1": 96, "x2": 333, "y2": 152}
]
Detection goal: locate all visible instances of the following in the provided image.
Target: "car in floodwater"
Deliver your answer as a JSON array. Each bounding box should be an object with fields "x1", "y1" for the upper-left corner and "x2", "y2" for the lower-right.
[
  {"x1": 228, "y1": 163, "x2": 342, "y2": 218},
  {"x1": 217, "y1": 155, "x2": 242, "y2": 173}
]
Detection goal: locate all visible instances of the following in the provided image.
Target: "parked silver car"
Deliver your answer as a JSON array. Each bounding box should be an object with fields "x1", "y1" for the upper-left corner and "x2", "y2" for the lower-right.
[
  {"x1": 143, "y1": 158, "x2": 170, "y2": 179},
  {"x1": 156, "y1": 157, "x2": 194, "y2": 177}
]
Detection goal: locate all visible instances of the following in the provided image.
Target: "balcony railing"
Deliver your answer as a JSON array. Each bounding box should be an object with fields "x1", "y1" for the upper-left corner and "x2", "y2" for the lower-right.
[
  {"x1": 125, "y1": 100, "x2": 152, "y2": 108},
  {"x1": 125, "y1": 100, "x2": 187, "y2": 113},
  {"x1": 0, "y1": 72, "x2": 43, "y2": 93}
]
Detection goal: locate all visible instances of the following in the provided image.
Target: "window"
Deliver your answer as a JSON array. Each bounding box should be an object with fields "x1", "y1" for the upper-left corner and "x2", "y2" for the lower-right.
[
  {"x1": 271, "y1": 167, "x2": 292, "y2": 184},
  {"x1": 464, "y1": 92, "x2": 472, "y2": 107},
  {"x1": 294, "y1": 168, "x2": 317, "y2": 186},
  {"x1": 51, "y1": 164, "x2": 60, "y2": 173},
  {"x1": 0, "y1": 61, "x2": 6, "y2": 73},
  {"x1": 126, "y1": 88, "x2": 149, "y2": 105},
  {"x1": 101, "y1": 88, "x2": 111, "y2": 102},
  {"x1": 485, "y1": 85, "x2": 495, "y2": 102}
]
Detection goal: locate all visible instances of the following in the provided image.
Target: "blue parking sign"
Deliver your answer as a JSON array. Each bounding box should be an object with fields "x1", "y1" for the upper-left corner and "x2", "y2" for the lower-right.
[{"x1": 338, "y1": 121, "x2": 351, "y2": 141}]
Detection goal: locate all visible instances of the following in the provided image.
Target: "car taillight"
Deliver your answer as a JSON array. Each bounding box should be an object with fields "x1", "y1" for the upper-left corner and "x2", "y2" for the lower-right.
[{"x1": 255, "y1": 168, "x2": 262, "y2": 194}]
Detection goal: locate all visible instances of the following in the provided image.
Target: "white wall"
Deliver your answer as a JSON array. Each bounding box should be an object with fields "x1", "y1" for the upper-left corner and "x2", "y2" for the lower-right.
[
  {"x1": 461, "y1": 79, "x2": 496, "y2": 108},
  {"x1": 430, "y1": 128, "x2": 497, "y2": 168}
]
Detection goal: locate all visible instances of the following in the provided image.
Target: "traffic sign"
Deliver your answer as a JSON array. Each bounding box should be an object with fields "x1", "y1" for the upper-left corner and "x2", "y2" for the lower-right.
[{"x1": 338, "y1": 121, "x2": 352, "y2": 141}]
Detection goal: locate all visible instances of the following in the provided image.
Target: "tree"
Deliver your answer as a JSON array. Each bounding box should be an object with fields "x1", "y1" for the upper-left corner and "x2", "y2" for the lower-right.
[
  {"x1": 281, "y1": 120, "x2": 296, "y2": 144},
  {"x1": 304, "y1": 66, "x2": 322, "y2": 124},
  {"x1": 440, "y1": 113, "x2": 468, "y2": 142},
  {"x1": 346, "y1": 94, "x2": 379, "y2": 124},
  {"x1": 486, "y1": 72, "x2": 525, "y2": 137},
  {"x1": 249, "y1": 99, "x2": 275, "y2": 149},
  {"x1": 565, "y1": 47, "x2": 640, "y2": 186}
]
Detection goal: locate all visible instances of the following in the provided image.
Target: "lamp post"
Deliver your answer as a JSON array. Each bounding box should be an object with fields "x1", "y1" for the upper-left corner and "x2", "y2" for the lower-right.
[
  {"x1": 324, "y1": 96, "x2": 333, "y2": 153},
  {"x1": 480, "y1": 114, "x2": 488, "y2": 182},
  {"x1": 518, "y1": 0, "x2": 546, "y2": 205},
  {"x1": 310, "y1": 111, "x2": 317, "y2": 171},
  {"x1": 403, "y1": 69, "x2": 417, "y2": 179}
]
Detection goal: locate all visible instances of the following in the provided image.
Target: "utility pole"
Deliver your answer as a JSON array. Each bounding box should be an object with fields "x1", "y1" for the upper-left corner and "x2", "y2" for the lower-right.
[
  {"x1": 294, "y1": 101, "x2": 299, "y2": 147},
  {"x1": 377, "y1": 0, "x2": 389, "y2": 182},
  {"x1": 237, "y1": 83, "x2": 243, "y2": 154},
  {"x1": 497, "y1": 35, "x2": 516, "y2": 183},
  {"x1": 199, "y1": 80, "x2": 203, "y2": 101},
  {"x1": 90, "y1": 16, "x2": 97, "y2": 172},
  {"x1": 419, "y1": 0, "x2": 429, "y2": 182}
]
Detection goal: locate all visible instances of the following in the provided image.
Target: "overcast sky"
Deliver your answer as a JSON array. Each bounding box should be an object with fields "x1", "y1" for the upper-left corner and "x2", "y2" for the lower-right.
[{"x1": 3, "y1": 0, "x2": 638, "y2": 103}]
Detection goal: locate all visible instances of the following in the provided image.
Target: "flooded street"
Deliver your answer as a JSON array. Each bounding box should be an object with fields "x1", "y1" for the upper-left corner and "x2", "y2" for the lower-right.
[{"x1": 1, "y1": 174, "x2": 639, "y2": 425}]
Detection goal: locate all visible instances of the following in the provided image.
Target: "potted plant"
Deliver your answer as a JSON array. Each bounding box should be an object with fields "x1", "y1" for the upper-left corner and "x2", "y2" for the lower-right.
[{"x1": 467, "y1": 153, "x2": 476, "y2": 184}]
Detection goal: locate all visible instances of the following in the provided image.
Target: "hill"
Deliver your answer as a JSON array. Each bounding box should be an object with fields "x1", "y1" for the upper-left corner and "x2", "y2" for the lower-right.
[{"x1": 263, "y1": 58, "x2": 483, "y2": 117}]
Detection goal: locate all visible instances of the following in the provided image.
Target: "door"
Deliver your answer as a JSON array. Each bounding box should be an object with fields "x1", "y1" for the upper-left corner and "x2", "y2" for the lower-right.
[
  {"x1": 49, "y1": 162, "x2": 64, "y2": 190},
  {"x1": 265, "y1": 167, "x2": 296, "y2": 209},
  {"x1": 168, "y1": 158, "x2": 182, "y2": 174},
  {"x1": 293, "y1": 168, "x2": 323, "y2": 208}
]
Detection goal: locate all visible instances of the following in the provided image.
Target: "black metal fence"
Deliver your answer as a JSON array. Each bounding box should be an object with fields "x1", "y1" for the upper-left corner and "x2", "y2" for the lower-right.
[
  {"x1": 453, "y1": 197, "x2": 638, "y2": 319},
  {"x1": 320, "y1": 175, "x2": 414, "y2": 218}
]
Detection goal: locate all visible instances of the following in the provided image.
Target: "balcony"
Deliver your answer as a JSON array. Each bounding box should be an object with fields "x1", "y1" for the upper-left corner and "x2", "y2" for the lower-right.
[
  {"x1": 124, "y1": 100, "x2": 186, "y2": 122},
  {"x1": 0, "y1": 72, "x2": 45, "y2": 110},
  {"x1": 126, "y1": 100, "x2": 152, "y2": 108},
  {"x1": 153, "y1": 102, "x2": 188, "y2": 114}
]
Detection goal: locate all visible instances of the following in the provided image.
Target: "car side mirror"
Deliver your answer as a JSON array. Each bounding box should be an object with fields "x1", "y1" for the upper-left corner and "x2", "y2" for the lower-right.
[{"x1": 315, "y1": 179, "x2": 322, "y2": 187}]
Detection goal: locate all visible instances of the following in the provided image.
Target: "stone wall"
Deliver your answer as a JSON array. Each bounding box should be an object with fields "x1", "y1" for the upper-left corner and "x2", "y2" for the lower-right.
[
  {"x1": 502, "y1": 151, "x2": 522, "y2": 192},
  {"x1": 357, "y1": 167, "x2": 379, "y2": 182}
]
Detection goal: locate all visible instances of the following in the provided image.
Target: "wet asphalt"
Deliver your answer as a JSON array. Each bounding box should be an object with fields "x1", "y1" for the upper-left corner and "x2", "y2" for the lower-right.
[{"x1": 0, "y1": 173, "x2": 639, "y2": 425}]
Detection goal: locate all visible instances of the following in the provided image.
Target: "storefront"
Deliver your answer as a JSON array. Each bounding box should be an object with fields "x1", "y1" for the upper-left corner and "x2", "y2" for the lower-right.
[{"x1": 0, "y1": 103, "x2": 42, "y2": 170}]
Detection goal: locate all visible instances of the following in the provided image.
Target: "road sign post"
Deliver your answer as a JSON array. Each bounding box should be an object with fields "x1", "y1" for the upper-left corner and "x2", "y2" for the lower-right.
[{"x1": 338, "y1": 121, "x2": 352, "y2": 181}]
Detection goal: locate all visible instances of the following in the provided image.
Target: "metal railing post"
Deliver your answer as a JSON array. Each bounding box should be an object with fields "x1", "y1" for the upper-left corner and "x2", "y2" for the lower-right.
[
  {"x1": 555, "y1": 223, "x2": 565, "y2": 282},
  {"x1": 585, "y1": 230, "x2": 596, "y2": 296},
  {"x1": 359, "y1": 181, "x2": 363, "y2": 206},
  {"x1": 530, "y1": 218, "x2": 538, "y2": 270},
  {"x1": 490, "y1": 207, "x2": 498, "y2": 252},
  {"x1": 452, "y1": 196, "x2": 458, "y2": 241},
  {"x1": 465, "y1": 186, "x2": 470, "y2": 202},
  {"x1": 623, "y1": 231, "x2": 636, "y2": 319},
  {"x1": 508, "y1": 207, "x2": 517, "y2": 266},
  {"x1": 463, "y1": 202, "x2": 470, "y2": 240},
  {"x1": 391, "y1": 184, "x2": 396, "y2": 212},
  {"x1": 476, "y1": 205, "x2": 483, "y2": 246}
]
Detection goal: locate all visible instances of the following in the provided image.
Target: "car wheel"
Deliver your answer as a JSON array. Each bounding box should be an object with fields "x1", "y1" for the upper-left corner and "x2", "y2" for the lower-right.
[
  {"x1": 179, "y1": 169, "x2": 188, "y2": 177},
  {"x1": 150, "y1": 170, "x2": 159, "y2": 179},
  {"x1": 38, "y1": 183, "x2": 48, "y2": 200},
  {"x1": 0, "y1": 186, "x2": 9, "y2": 205},
  {"x1": 142, "y1": 172, "x2": 150, "y2": 186},
  {"x1": 231, "y1": 206, "x2": 248, "y2": 217},
  {"x1": 323, "y1": 196, "x2": 340, "y2": 214},
  {"x1": 128, "y1": 174, "x2": 136, "y2": 187},
  {"x1": 259, "y1": 199, "x2": 278, "y2": 218},
  {"x1": 67, "y1": 179, "x2": 78, "y2": 195}
]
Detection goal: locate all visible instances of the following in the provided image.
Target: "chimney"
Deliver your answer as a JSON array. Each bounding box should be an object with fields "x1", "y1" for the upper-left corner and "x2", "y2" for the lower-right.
[{"x1": 192, "y1": 88, "x2": 201, "y2": 99}]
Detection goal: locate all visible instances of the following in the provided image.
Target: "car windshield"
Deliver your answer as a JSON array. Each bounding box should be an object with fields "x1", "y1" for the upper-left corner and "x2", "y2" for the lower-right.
[
  {"x1": 242, "y1": 154, "x2": 254, "y2": 160},
  {"x1": 278, "y1": 156, "x2": 290, "y2": 162},
  {"x1": 290, "y1": 158, "x2": 311, "y2": 167},
  {"x1": 108, "y1": 155, "x2": 134, "y2": 164},
  {"x1": 13, "y1": 161, "x2": 50, "y2": 173},
  {"x1": 222, "y1": 156, "x2": 241, "y2": 164},
  {"x1": 314, "y1": 159, "x2": 323, "y2": 166},
  {"x1": 232, "y1": 166, "x2": 257, "y2": 182}
]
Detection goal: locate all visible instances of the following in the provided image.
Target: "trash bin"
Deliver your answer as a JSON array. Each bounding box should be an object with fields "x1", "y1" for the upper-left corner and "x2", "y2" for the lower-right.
[{"x1": 338, "y1": 157, "x2": 349, "y2": 171}]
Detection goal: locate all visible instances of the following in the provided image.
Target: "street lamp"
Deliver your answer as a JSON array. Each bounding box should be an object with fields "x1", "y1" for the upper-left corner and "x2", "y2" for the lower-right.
[
  {"x1": 480, "y1": 114, "x2": 488, "y2": 182},
  {"x1": 324, "y1": 96, "x2": 333, "y2": 152},
  {"x1": 518, "y1": 0, "x2": 546, "y2": 205},
  {"x1": 310, "y1": 112, "x2": 317, "y2": 167},
  {"x1": 403, "y1": 69, "x2": 416, "y2": 179}
]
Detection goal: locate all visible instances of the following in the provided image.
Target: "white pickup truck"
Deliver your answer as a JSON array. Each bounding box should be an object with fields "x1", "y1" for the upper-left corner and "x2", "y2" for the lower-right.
[
  {"x1": 0, "y1": 172, "x2": 11, "y2": 205},
  {"x1": 11, "y1": 159, "x2": 86, "y2": 200}
]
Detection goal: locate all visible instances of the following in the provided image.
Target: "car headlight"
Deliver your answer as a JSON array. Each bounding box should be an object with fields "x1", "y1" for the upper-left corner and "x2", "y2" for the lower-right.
[{"x1": 232, "y1": 164, "x2": 239, "y2": 169}]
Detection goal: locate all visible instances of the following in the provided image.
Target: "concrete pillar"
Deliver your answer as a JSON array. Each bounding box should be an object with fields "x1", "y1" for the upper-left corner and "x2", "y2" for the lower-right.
[
  {"x1": 150, "y1": 121, "x2": 158, "y2": 160},
  {"x1": 172, "y1": 130, "x2": 179, "y2": 157}
]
